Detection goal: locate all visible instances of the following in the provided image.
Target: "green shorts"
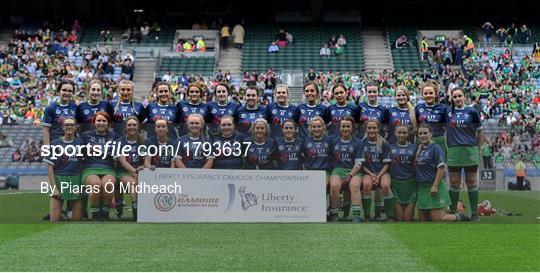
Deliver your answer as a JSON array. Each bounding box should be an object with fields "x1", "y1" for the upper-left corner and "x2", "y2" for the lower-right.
[
  {"x1": 81, "y1": 168, "x2": 117, "y2": 185},
  {"x1": 433, "y1": 135, "x2": 447, "y2": 159},
  {"x1": 330, "y1": 167, "x2": 363, "y2": 179},
  {"x1": 54, "y1": 175, "x2": 82, "y2": 201},
  {"x1": 417, "y1": 181, "x2": 451, "y2": 210},
  {"x1": 116, "y1": 171, "x2": 134, "y2": 182},
  {"x1": 447, "y1": 146, "x2": 480, "y2": 167},
  {"x1": 391, "y1": 178, "x2": 417, "y2": 204}
]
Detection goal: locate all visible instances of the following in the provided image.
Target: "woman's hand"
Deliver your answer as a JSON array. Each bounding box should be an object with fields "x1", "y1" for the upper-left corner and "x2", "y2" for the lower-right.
[
  {"x1": 149, "y1": 165, "x2": 156, "y2": 171},
  {"x1": 431, "y1": 184, "x2": 438, "y2": 196},
  {"x1": 51, "y1": 188, "x2": 60, "y2": 199},
  {"x1": 372, "y1": 174, "x2": 380, "y2": 186}
]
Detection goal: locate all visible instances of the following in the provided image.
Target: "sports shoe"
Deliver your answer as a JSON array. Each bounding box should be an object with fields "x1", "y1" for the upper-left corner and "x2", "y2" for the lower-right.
[
  {"x1": 116, "y1": 204, "x2": 124, "y2": 219},
  {"x1": 364, "y1": 215, "x2": 372, "y2": 222},
  {"x1": 352, "y1": 216, "x2": 362, "y2": 224},
  {"x1": 92, "y1": 212, "x2": 102, "y2": 222},
  {"x1": 329, "y1": 213, "x2": 339, "y2": 223},
  {"x1": 457, "y1": 212, "x2": 471, "y2": 222},
  {"x1": 471, "y1": 213, "x2": 480, "y2": 223}
]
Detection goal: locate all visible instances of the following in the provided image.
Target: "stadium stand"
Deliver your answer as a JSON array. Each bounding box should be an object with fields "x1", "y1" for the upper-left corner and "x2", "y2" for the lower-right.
[
  {"x1": 241, "y1": 23, "x2": 365, "y2": 73},
  {"x1": 158, "y1": 57, "x2": 215, "y2": 76},
  {"x1": 387, "y1": 27, "x2": 431, "y2": 71}
]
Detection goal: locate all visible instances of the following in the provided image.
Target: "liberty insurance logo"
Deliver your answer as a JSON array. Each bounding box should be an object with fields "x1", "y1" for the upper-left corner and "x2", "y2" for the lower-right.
[
  {"x1": 154, "y1": 193, "x2": 177, "y2": 211},
  {"x1": 238, "y1": 186, "x2": 258, "y2": 211}
]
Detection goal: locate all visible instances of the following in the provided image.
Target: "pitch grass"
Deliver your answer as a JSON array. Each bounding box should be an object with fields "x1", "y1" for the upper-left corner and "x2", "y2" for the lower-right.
[{"x1": 1, "y1": 191, "x2": 539, "y2": 271}]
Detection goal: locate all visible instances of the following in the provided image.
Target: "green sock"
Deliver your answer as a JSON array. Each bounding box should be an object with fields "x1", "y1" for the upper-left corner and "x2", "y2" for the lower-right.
[
  {"x1": 362, "y1": 196, "x2": 372, "y2": 217},
  {"x1": 352, "y1": 205, "x2": 361, "y2": 217},
  {"x1": 383, "y1": 194, "x2": 395, "y2": 218},
  {"x1": 449, "y1": 186, "x2": 461, "y2": 213},
  {"x1": 468, "y1": 186, "x2": 479, "y2": 214}
]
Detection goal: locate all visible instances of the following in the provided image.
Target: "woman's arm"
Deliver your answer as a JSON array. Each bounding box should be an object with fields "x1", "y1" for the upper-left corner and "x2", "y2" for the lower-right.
[
  {"x1": 118, "y1": 156, "x2": 138, "y2": 174},
  {"x1": 47, "y1": 165, "x2": 59, "y2": 199},
  {"x1": 431, "y1": 166, "x2": 446, "y2": 196},
  {"x1": 202, "y1": 158, "x2": 214, "y2": 169},
  {"x1": 42, "y1": 126, "x2": 50, "y2": 146}
]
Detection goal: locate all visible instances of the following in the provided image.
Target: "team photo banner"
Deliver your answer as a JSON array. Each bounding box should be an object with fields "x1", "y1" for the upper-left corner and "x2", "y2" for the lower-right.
[{"x1": 138, "y1": 168, "x2": 327, "y2": 222}]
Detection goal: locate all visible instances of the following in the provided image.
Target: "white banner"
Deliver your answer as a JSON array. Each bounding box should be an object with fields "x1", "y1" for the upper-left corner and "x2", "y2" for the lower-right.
[{"x1": 138, "y1": 168, "x2": 326, "y2": 222}]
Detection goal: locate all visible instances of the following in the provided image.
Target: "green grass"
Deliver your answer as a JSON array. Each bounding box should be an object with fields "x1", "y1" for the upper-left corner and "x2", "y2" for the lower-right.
[{"x1": 1, "y1": 190, "x2": 539, "y2": 271}]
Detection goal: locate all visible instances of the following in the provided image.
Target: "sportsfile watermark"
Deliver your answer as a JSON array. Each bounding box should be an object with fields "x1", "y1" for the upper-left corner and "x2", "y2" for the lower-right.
[
  {"x1": 40, "y1": 141, "x2": 251, "y2": 159},
  {"x1": 41, "y1": 180, "x2": 182, "y2": 196}
]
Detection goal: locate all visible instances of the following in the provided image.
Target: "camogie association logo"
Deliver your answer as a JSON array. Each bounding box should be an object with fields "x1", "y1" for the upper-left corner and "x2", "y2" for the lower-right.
[
  {"x1": 154, "y1": 193, "x2": 177, "y2": 212},
  {"x1": 238, "y1": 186, "x2": 257, "y2": 211}
]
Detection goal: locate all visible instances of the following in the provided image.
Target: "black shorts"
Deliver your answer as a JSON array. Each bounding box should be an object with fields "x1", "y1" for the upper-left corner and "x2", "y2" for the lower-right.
[{"x1": 448, "y1": 165, "x2": 478, "y2": 173}]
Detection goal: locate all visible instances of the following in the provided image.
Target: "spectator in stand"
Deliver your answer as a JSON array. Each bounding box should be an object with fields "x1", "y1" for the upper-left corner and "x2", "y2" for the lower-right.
[
  {"x1": 534, "y1": 43, "x2": 540, "y2": 63},
  {"x1": 220, "y1": 24, "x2": 230, "y2": 49},
  {"x1": 421, "y1": 37, "x2": 429, "y2": 61},
  {"x1": 337, "y1": 34, "x2": 347, "y2": 48},
  {"x1": 320, "y1": 44, "x2": 331, "y2": 57},
  {"x1": 520, "y1": 25, "x2": 531, "y2": 44},
  {"x1": 496, "y1": 27, "x2": 506, "y2": 43},
  {"x1": 12, "y1": 148, "x2": 22, "y2": 162},
  {"x1": 285, "y1": 31, "x2": 294, "y2": 44},
  {"x1": 232, "y1": 23, "x2": 245, "y2": 49},
  {"x1": 150, "y1": 22, "x2": 161, "y2": 40},
  {"x1": 141, "y1": 23, "x2": 150, "y2": 42},
  {"x1": 328, "y1": 34, "x2": 337, "y2": 48},
  {"x1": 482, "y1": 22, "x2": 494, "y2": 43},
  {"x1": 0, "y1": 131, "x2": 13, "y2": 147},
  {"x1": 395, "y1": 35, "x2": 409, "y2": 49},
  {"x1": 306, "y1": 69, "x2": 317, "y2": 82},
  {"x1": 196, "y1": 38, "x2": 206, "y2": 52},
  {"x1": 335, "y1": 44, "x2": 344, "y2": 58},
  {"x1": 175, "y1": 38, "x2": 184, "y2": 52},
  {"x1": 275, "y1": 29, "x2": 288, "y2": 47},
  {"x1": 268, "y1": 42, "x2": 279, "y2": 53},
  {"x1": 464, "y1": 35, "x2": 475, "y2": 57},
  {"x1": 183, "y1": 39, "x2": 194, "y2": 52}
]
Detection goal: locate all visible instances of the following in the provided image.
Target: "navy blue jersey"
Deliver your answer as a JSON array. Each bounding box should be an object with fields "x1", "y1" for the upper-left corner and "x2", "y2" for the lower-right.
[
  {"x1": 327, "y1": 103, "x2": 359, "y2": 138},
  {"x1": 357, "y1": 102, "x2": 385, "y2": 137},
  {"x1": 446, "y1": 107, "x2": 482, "y2": 147},
  {"x1": 384, "y1": 107, "x2": 415, "y2": 144},
  {"x1": 211, "y1": 132, "x2": 246, "y2": 169},
  {"x1": 244, "y1": 137, "x2": 276, "y2": 170},
  {"x1": 76, "y1": 101, "x2": 113, "y2": 134},
  {"x1": 267, "y1": 103, "x2": 300, "y2": 138},
  {"x1": 42, "y1": 102, "x2": 78, "y2": 141},
  {"x1": 43, "y1": 138, "x2": 83, "y2": 175},
  {"x1": 79, "y1": 130, "x2": 118, "y2": 169},
  {"x1": 145, "y1": 103, "x2": 180, "y2": 139},
  {"x1": 110, "y1": 101, "x2": 146, "y2": 136},
  {"x1": 207, "y1": 101, "x2": 240, "y2": 135},
  {"x1": 176, "y1": 101, "x2": 210, "y2": 136},
  {"x1": 178, "y1": 134, "x2": 213, "y2": 168},
  {"x1": 144, "y1": 136, "x2": 179, "y2": 168},
  {"x1": 236, "y1": 105, "x2": 269, "y2": 134},
  {"x1": 115, "y1": 136, "x2": 144, "y2": 173},
  {"x1": 275, "y1": 137, "x2": 304, "y2": 170},
  {"x1": 298, "y1": 103, "x2": 329, "y2": 138},
  {"x1": 302, "y1": 136, "x2": 332, "y2": 170},
  {"x1": 389, "y1": 143, "x2": 417, "y2": 180},
  {"x1": 415, "y1": 143, "x2": 446, "y2": 184},
  {"x1": 330, "y1": 137, "x2": 363, "y2": 169},
  {"x1": 358, "y1": 138, "x2": 391, "y2": 174},
  {"x1": 415, "y1": 103, "x2": 447, "y2": 138}
]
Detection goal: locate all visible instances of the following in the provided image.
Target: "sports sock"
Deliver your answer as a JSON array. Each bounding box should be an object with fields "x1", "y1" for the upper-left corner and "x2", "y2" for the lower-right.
[
  {"x1": 361, "y1": 195, "x2": 372, "y2": 217},
  {"x1": 90, "y1": 205, "x2": 100, "y2": 219},
  {"x1": 383, "y1": 193, "x2": 395, "y2": 218},
  {"x1": 468, "y1": 186, "x2": 479, "y2": 214},
  {"x1": 449, "y1": 185, "x2": 461, "y2": 213},
  {"x1": 351, "y1": 205, "x2": 361, "y2": 217}
]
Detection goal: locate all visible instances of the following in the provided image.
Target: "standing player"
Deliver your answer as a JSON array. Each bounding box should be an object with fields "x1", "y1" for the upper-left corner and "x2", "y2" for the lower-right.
[
  {"x1": 298, "y1": 82, "x2": 328, "y2": 139},
  {"x1": 327, "y1": 83, "x2": 359, "y2": 138},
  {"x1": 176, "y1": 83, "x2": 210, "y2": 137},
  {"x1": 110, "y1": 80, "x2": 146, "y2": 136},
  {"x1": 43, "y1": 118, "x2": 84, "y2": 221},
  {"x1": 357, "y1": 81, "x2": 385, "y2": 137},
  {"x1": 275, "y1": 119, "x2": 304, "y2": 170},
  {"x1": 42, "y1": 80, "x2": 78, "y2": 145},
  {"x1": 76, "y1": 80, "x2": 113, "y2": 134},
  {"x1": 302, "y1": 116, "x2": 332, "y2": 175},
  {"x1": 446, "y1": 87, "x2": 483, "y2": 222},
  {"x1": 267, "y1": 84, "x2": 299, "y2": 138},
  {"x1": 237, "y1": 86, "x2": 269, "y2": 134},
  {"x1": 244, "y1": 118, "x2": 276, "y2": 169},
  {"x1": 415, "y1": 124, "x2": 469, "y2": 222},
  {"x1": 80, "y1": 112, "x2": 118, "y2": 221},
  {"x1": 115, "y1": 116, "x2": 145, "y2": 221},
  {"x1": 359, "y1": 119, "x2": 394, "y2": 221},
  {"x1": 145, "y1": 82, "x2": 180, "y2": 139},
  {"x1": 211, "y1": 115, "x2": 246, "y2": 169},
  {"x1": 389, "y1": 124, "x2": 417, "y2": 221},
  {"x1": 328, "y1": 117, "x2": 363, "y2": 223},
  {"x1": 207, "y1": 82, "x2": 239, "y2": 136},
  {"x1": 178, "y1": 114, "x2": 214, "y2": 168},
  {"x1": 415, "y1": 82, "x2": 447, "y2": 157},
  {"x1": 384, "y1": 86, "x2": 417, "y2": 144},
  {"x1": 144, "y1": 119, "x2": 182, "y2": 169}
]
